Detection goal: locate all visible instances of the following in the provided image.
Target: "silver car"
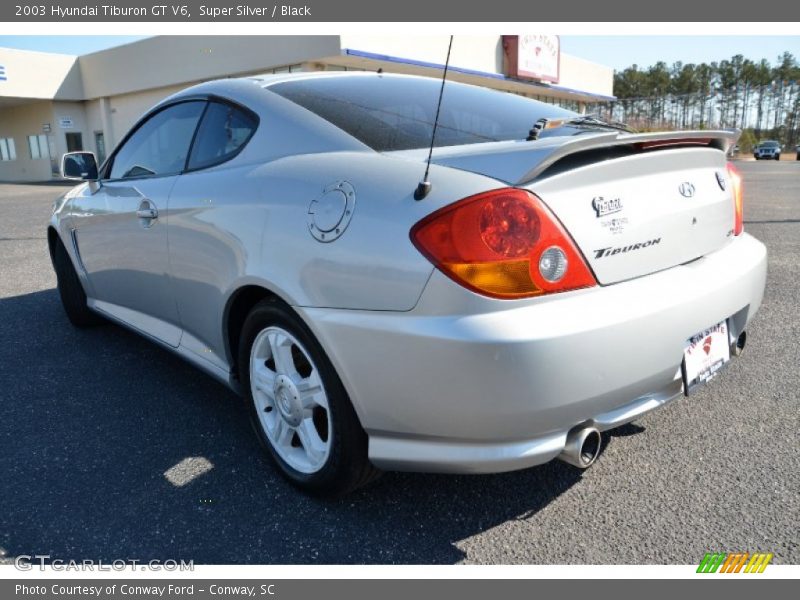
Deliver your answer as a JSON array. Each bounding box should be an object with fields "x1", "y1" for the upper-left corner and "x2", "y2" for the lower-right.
[
  {"x1": 753, "y1": 140, "x2": 781, "y2": 160},
  {"x1": 50, "y1": 73, "x2": 767, "y2": 495}
]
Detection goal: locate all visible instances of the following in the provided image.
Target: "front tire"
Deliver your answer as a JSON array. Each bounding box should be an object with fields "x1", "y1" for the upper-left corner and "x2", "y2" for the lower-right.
[
  {"x1": 53, "y1": 238, "x2": 103, "y2": 327},
  {"x1": 238, "y1": 298, "x2": 379, "y2": 496}
]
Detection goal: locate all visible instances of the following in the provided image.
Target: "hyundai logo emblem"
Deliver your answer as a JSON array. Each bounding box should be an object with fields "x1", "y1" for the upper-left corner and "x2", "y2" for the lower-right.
[{"x1": 679, "y1": 182, "x2": 696, "y2": 198}]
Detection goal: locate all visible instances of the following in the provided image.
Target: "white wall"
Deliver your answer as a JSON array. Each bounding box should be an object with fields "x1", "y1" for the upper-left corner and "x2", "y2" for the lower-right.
[
  {"x1": 340, "y1": 35, "x2": 503, "y2": 75},
  {"x1": 341, "y1": 34, "x2": 614, "y2": 98},
  {"x1": 0, "y1": 48, "x2": 82, "y2": 100},
  {"x1": 558, "y1": 53, "x2": 614, "y2": 98},
  {"x1": 78, "y1": 36, "x2": 342, "y2": 100},
  {"x1": 0, "y1": 101, "x2": 59, "y2": 182}
]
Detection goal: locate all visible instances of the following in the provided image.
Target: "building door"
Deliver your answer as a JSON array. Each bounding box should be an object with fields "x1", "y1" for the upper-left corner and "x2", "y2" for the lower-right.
[
  {"x1": 94, "y1": 131, "x2": 106, "y2": 164},
  {"x1": 65, "y1": 132, "x2": 83, "y2": 152}
]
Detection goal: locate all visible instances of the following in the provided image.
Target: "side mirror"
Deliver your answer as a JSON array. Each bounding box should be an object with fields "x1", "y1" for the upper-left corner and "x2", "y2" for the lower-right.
[{"x1": 61, "y1": 151, "x2": 99, "y2": 181}]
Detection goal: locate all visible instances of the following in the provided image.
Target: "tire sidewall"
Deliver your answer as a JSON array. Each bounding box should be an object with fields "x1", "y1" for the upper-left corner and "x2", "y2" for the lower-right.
[
  {"x1": 53, "y1": 238, "x2": 100, "y2": 327},
  {"x1": 238, "y1": 300, "x2": 356, "y2": 493}
]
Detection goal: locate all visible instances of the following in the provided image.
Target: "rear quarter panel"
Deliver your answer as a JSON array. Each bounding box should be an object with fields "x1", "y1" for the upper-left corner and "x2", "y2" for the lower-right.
[{"x1": 166, "y1": 148, "x2": 501, "y2": 371}]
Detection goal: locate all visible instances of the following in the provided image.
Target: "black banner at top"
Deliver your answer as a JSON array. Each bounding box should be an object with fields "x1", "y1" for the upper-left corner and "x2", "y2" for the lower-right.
[{"x1": 2, "y1": 0, "x2": 798, "y2": 22}]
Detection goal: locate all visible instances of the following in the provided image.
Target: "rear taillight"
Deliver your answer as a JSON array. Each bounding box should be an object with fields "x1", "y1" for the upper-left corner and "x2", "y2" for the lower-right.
[
  {"x1": 410, "y1": 188, "x2": 597, "y2": 299},
  {"x1": 727, "y1": 162, "x2": 744, "y2": 236}
]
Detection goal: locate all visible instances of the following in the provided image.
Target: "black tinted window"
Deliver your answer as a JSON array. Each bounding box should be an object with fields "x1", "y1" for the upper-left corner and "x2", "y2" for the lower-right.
[
  {"x1": 270, "y1": 76, "x2": 574, "y2": 152},
  {"x1": 109, "y1": 101, "x2": 205, "y2": 179},
  {"x1": 188, "y1": 102, "x2": 258, "y2": 170}
]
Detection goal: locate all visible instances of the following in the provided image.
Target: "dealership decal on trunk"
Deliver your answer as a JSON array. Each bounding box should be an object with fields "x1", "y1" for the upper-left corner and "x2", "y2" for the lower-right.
[
  {"x1": 600, "y1": 216, "x2": 629, "y2": 235},
  {"x1": 592, "y1": 196, "x2": 623, "y2": 217},
  {"x1": 593, "y1": 238, "x2": 661, "y2": 259}
]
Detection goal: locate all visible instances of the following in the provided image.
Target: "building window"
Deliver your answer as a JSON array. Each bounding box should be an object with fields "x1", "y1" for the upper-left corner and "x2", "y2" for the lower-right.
[
  {"x1": 0, "y1": 137, "x2": 16, "y2": 161},
  {"x1": 28, "y1": 134, "x2": 50, "y2": 160},
  {"x1": 270, "y1": 64, "x2": 303, "y2": 74},
  {"x1": 94, "y1": 131, "x2": 106, "y2": 164}
]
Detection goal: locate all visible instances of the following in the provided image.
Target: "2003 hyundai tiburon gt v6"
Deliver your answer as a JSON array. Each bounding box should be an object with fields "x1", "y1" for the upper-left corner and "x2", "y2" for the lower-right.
[{"x1": 50, "y1": 73, "x2": 766, "y2": 495}]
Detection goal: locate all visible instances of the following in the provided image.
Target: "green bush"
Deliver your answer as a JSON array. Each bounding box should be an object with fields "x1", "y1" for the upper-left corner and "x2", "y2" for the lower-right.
[{"x1": 738, "y1": 129, "x2": 757, "y2": 153}]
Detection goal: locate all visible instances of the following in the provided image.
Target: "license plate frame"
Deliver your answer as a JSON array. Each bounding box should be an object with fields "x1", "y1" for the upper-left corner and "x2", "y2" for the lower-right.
[{"x1": 682, "y1": 320, "x2": 731, "y2": 395}]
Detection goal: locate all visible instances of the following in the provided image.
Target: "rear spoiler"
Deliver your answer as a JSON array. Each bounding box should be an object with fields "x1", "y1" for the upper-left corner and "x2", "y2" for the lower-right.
[{"x1": 516, "y1": 129, "x2": 741, "y2": 184}]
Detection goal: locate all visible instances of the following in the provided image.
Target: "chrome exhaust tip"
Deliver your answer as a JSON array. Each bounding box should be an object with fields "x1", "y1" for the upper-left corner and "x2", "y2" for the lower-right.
[
  {"x1": 731, "y1": 331, "x2": 747, "y2": 357},
  {"x1": 558, "y1": 426, "x2": 602, "y2": 469}
]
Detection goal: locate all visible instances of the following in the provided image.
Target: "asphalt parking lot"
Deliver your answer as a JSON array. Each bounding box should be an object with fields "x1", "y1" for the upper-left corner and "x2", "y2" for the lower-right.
[{"x1": 0, "y1": 161, "x2": 798, "y2": 565}]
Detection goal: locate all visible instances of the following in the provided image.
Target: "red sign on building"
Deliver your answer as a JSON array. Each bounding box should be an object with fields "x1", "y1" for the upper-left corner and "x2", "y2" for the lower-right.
[{"x1": 502, "y1": 35, "x2": 561, "y2": 83}]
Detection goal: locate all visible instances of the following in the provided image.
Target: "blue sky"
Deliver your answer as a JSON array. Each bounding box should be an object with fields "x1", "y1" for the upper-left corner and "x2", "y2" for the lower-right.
[
  {"x1": 0, "y1": 35, "x2": 148, "y2": 56},
  {"x1": 561, "y1": 36, "x2": 799, "y2": 70},
  {"x1": 0, "y1": 35, "x2": 797, "y2": 71}
]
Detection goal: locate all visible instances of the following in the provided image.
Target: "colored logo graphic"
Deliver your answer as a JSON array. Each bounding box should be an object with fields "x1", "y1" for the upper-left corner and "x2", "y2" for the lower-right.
[{"x1": 697, "y1": 552, "x2": 773, "y2": 573}]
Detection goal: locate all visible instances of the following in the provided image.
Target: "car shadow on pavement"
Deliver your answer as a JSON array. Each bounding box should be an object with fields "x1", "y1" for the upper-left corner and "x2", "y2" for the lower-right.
[{"x1": 1, "y1": 288, "x2": 605, "y2": 565}]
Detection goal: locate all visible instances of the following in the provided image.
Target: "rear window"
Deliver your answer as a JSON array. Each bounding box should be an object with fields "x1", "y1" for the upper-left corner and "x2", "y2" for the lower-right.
[
  {"x1": 269, "y1": 75, "x2": 574, "y2": 152},
  {"x1": 188, "y1": 101, "x2": 258, "y2": 170}
]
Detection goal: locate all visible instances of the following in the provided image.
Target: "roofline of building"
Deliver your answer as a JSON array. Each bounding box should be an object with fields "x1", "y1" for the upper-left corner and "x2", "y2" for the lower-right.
[
  {"x1": 341, "y1": 48, "x2": 617, "y2": 102},
  {"x1": 0, "y1": 38, "x2": 616, "y2": 104}
]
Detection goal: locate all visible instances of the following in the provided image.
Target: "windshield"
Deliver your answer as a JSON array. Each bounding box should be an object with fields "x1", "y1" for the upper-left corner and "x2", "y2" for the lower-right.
[
  {"x1": 761, "y1": 141, "x2": 780, "y2": 148},
  {"x1": 269, "y1": 75, "x2": 575, "y2": 152}
]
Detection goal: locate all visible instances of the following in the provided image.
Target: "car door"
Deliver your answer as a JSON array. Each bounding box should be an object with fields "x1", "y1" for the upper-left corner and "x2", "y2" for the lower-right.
[
  {"x1": 166, "y1": 99, "x2": 260, "y2": 368},
  {"x1": 69, "y1": 100, "x2": 206, "y2": 347}
]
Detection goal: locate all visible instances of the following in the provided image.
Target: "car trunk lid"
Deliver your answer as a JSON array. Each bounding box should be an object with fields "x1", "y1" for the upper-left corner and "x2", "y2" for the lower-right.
[
  {"x1": 407, "y1": 130, "x2": 739, "y2": 285},
  {"x1": 524, "y1": 146, "x2": 735, "y2": 284}
]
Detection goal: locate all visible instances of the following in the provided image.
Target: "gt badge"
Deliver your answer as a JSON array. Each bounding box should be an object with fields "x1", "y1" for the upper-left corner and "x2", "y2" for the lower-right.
[{"x1": 592, "y1": 196, "x2": 623, "y2": 218}]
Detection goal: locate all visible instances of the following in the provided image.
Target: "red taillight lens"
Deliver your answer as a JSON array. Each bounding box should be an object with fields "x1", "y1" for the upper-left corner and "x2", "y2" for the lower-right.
[
  {"x1": 410, "y1": 188, "x2": 597, "y2": 299},
  {"x1": 727, "y1": 162, "x2": 744, "y2": 236}
]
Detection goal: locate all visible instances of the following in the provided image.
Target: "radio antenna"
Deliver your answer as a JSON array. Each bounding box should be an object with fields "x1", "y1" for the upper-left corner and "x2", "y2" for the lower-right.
[{"x1": 414, "y1": 35, "x2": 453, "y2": 201}]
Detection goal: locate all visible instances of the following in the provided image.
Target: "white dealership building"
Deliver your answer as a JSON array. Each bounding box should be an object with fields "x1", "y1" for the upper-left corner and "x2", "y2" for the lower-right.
[{"x1": 0, "y1": 35, "x2": 614, "y2": 182}]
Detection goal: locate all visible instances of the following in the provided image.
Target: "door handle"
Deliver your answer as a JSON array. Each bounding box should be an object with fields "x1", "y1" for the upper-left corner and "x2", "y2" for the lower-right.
[
  {"x1": 136, "y1": 200, "x2": 159, "y2": 229},
  {"x1": 136, "y1": 207, "x2": 158, "y2": 220}
]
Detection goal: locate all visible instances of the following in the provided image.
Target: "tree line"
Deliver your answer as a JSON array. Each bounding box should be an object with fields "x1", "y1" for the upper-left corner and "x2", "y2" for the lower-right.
[{"x1": 594, "y1": 52, "x2": 800, "y2": 151}]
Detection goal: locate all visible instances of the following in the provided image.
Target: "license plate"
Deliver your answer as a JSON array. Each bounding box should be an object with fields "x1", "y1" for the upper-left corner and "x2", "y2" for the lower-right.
[{"x1": 682, "y1": 320, "x2": 731, "y2": 394}]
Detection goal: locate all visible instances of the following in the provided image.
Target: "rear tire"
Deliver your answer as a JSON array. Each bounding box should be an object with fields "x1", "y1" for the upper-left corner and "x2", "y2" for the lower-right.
[
  {"x1": 53, "y1": 238, "x2": 103, "y2": 328},
  {"x1": 238, "y1": 298, "x2": 380, "y2": 496}
]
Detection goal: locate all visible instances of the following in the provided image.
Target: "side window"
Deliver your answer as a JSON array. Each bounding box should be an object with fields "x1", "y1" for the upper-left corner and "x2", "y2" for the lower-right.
[
  {"x1": 109, "y1": 101, "x2": 205, "y2": 180},
  {"x1": 187, "y1": 101, "x2": 258, "y2": 171}
]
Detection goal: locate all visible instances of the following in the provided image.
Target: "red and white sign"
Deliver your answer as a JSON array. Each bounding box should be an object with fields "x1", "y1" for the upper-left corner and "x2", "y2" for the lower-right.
[
  {"x1": 683, "y1": 320, "x2": 731, "y2": 392},
  {"x1": 503, "y1": 35, "x2": 560, "y2": 83}
]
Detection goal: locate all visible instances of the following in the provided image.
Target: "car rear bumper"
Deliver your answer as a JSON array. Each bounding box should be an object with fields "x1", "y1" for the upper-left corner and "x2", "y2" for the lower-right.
[{"x1": 298, "y1": 233, "x2": 767, "y2": 473}]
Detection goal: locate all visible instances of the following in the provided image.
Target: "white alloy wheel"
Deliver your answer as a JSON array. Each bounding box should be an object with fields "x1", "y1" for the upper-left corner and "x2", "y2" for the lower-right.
[{"x1": 249, "y1": 326, "x2": 332, "y2": 474}]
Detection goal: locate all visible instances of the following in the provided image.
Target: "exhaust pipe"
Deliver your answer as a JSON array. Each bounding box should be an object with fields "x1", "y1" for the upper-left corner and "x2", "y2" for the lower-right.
[
  {"x1": 731, "y1": 331, "x2": 747, "y2": 357},
  {"x1": 558, "y1": 426, "x2": 602, "y2": 469}
]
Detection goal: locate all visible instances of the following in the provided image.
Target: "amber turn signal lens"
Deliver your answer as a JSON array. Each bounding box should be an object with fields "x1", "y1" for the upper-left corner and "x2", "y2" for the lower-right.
[
  {"x1": 447, "y1": 259, "x2": 539, "y2": 297},
  {"x1": 410, "y1": 188, "x2": 597, "y2": 299},
  {"x1": 727, "y1": 162, "x2": 744, "y2": 236}
]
